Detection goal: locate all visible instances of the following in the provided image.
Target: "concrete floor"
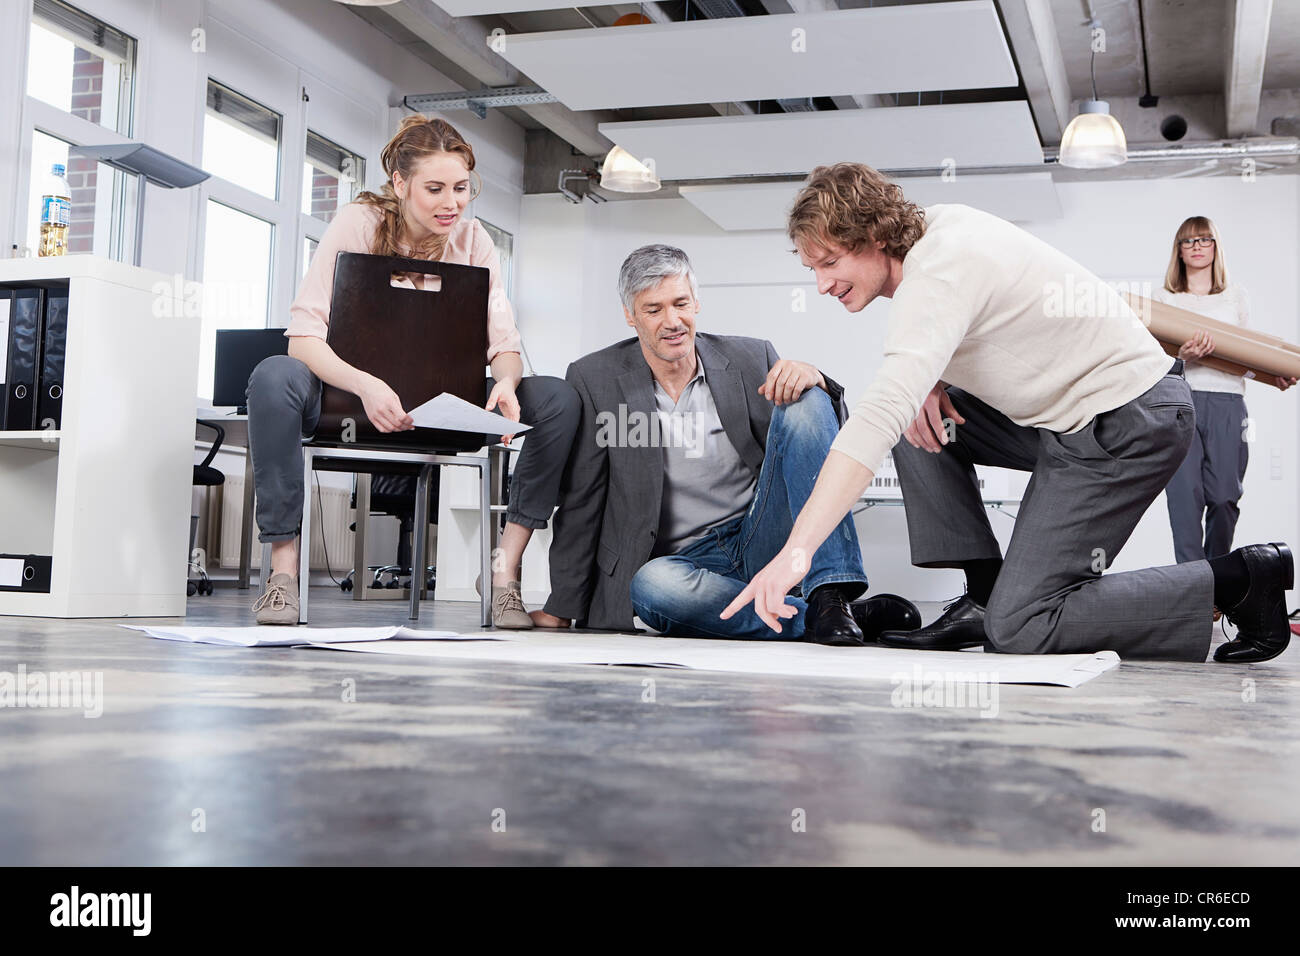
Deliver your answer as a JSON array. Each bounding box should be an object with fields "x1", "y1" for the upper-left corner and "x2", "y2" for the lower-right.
[{"x1": 1, "y1": 582, "x2": 1297, "y2": 865}]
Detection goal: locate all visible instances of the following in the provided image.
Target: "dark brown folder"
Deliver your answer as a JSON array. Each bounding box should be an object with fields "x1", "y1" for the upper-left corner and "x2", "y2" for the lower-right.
[{"x1": 316, "y1": 252, "x2": 490, "y2": 451}]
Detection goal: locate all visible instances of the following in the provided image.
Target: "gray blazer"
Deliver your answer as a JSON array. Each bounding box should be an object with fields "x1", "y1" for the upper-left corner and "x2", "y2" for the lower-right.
[{"x1": 543, "y1": 332, "x2": 847, "y2": 630}]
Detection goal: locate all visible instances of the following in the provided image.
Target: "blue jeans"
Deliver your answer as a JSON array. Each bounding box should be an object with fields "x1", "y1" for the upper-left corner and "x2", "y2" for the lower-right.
[{"x1": 629, "y1": 388, "x2": 867, "y2": 639}]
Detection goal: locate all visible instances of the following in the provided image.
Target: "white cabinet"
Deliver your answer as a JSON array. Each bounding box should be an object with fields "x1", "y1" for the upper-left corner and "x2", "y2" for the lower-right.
[{"x1": 0, "y1": 256, "x2": 199, "y2": 617}]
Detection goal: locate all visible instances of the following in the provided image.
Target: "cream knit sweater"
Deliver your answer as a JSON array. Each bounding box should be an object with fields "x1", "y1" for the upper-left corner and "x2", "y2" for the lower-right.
[{"x1": 831, "y1": 204, "x2": 1173, "y2": 475}]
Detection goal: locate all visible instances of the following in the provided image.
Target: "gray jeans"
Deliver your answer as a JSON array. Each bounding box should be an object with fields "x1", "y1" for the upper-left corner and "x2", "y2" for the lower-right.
[
  {"x1": 1166, "y1": 390, "x2": 1249, "y2": 562},
  {"x1": 245, "y1": 354, "x2": 580, "y2": 542},
  {"x1": 891, "y1": 367, "x2": 1213, "y2": 661}
]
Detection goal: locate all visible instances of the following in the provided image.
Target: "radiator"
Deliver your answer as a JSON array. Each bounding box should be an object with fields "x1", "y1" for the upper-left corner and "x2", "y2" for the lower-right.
[{"x1": 215, "y1": 474, "x2": 355, "y2": 571}]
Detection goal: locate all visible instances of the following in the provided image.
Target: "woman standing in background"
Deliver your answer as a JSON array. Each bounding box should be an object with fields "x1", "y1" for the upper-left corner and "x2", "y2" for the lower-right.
[{"x1": 1158, "y1": 216, "x2": 1294, "y2": 594}]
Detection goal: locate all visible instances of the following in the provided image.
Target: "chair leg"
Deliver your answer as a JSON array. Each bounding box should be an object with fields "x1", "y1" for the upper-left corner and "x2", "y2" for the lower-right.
[
  {"x1": 299, "y1": 449, "x2": 313, "y2": 624},
  {"x1": 352, "y1": 473, "x2": 370, "y2": 603},
  {"x1": 260, "y1": 543, "x2": 271, "y2": 588},
  {"x1": 411, "y1": 464, "x2": 432, "y2": 622},
  {"x1": 480, "y1": 457, "x2": 492, "y2": 628}
]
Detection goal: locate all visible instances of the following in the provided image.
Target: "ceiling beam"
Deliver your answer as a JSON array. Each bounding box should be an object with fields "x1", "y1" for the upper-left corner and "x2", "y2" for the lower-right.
[
  {"x1": 1224, "y1": 0, "x2": 1274, "y2": 137},
  {"x1": 997, "y1": 0, "x2": 1071, "y2": 146},
  {"x1": 379, "y1": 0, "x2": 616, "y2": 156}
]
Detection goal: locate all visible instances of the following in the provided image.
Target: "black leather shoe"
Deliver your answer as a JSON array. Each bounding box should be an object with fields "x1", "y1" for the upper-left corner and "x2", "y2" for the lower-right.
[
  {"x1": 1215, "y1": 543, "x2": 1293, "y2": 663},
  {"x1": 879, "y1": 594, "x2": 987, "y2": 650},
  {"x1": 851, "y1": 594, "x2": 922, "y2": 643},
  {"x1": 804, "y1": 585, "x2": 865, "y2": 646}
]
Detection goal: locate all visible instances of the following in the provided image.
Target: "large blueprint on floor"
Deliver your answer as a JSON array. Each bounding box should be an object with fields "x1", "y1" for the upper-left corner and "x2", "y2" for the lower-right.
[
  {"x1": 306, "y1": 631, "x2": 1120, "y2": 687},
  {"x1": 123, "y1": 625, "x2": 1119, "y2": 686}
]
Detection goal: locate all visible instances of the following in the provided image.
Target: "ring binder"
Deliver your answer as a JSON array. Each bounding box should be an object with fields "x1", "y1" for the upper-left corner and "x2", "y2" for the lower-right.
[
  {"x1": 1, "y1": 287, "x2": 45, "y2": 430},
  {"x1": 38, "y1": 290, "x2": 68, "y2": 430},
  {"x1": 0, "y1": 554, "x2": 53, "y2": 592}
]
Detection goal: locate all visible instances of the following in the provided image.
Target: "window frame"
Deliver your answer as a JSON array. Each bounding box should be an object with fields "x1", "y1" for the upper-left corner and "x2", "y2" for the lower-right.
[{"x1": 15, "y1": 0, "x2": 139, "y2": 259}]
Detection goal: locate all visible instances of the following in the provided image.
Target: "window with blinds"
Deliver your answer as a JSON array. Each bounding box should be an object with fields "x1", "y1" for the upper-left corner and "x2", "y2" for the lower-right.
[
  {"x1": 27, "y1": 0, "x2": 136, "y2": 134},
  {"x1": 302, "y1": 130, "x2": 365, "y2": 224},
  {"x1": 202, "y1": 79, "x2": 282, "y2": 200}
]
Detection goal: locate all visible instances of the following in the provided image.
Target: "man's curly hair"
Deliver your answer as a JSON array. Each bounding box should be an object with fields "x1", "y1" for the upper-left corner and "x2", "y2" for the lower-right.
[{"x1": 787, "y1": 163, "x2": 926, "y2": 260}]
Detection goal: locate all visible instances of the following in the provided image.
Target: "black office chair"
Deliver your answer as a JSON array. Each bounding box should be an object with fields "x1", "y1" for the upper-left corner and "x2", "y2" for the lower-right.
[
  {"x1": 340, "y1": 470, "x2": 439, "y2": 594},
  {"x1": 189, "y1": 421, "x2": 225, "y2": 596}
]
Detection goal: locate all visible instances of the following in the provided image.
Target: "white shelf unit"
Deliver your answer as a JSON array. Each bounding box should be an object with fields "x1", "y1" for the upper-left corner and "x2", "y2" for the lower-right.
[{"x1": 0, "y1": 255, "x2": 199, "y2": 617}]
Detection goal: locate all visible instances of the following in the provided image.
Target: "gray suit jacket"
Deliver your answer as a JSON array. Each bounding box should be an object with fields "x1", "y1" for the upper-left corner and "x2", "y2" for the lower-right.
[{"x1": 543, "y1": 332, "x2": 846, "y2": 630}]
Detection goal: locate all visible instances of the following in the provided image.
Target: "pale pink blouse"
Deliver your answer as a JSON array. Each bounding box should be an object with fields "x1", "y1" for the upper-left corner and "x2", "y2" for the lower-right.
[{"x1": 285, "y1": 201, "x2": 522, "y2": 362}]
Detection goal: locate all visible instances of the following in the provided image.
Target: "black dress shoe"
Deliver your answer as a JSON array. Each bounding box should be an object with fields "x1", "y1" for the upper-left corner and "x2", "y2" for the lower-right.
[
  {"x1": 1215, "y1": 543, "x2": 1293, "y2": 663},
  {"x1": 879, "y1": 594, "x2": 987, "y2": 650},
  {"x1": 850, "y1": 594, "x2": 922, "y2": 643},
  {"x1": 804, "y1": 585, "x2": 865, "y2": 646}
]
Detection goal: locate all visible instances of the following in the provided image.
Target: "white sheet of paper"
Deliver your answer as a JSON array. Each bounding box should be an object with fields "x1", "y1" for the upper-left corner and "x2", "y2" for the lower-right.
[
  {"x1": 306, "y1": 633, "x2": 1120, "y2": 687},
  {"x1": 407, "y1": 392, "x2": 532, "y2": 436},
  {"x1": 121, "y1": 625, "x2": 473, "y2": 647}
]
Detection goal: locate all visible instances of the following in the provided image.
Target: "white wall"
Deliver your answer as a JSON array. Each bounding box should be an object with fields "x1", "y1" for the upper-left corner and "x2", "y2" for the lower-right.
[{"x1": 516, "y1": 176, "x2": 1300, "y2": 601}]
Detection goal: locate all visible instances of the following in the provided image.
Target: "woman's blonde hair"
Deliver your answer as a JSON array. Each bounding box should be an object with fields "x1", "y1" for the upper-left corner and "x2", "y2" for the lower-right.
[
  {"x1": 787, "y1": 162, "x2": 926, "y2": 259},
  {"x1": 355, "y1": 113, "x2": 480, "y2": 261},
  {"x1": 1164, "y1": 215, "x2": 1227, "y2": 294}
]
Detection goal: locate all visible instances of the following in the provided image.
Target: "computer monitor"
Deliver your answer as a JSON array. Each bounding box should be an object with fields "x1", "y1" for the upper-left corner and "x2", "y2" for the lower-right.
[{"x1": 213, "y1": 329, "x2": 290, "y2": 412}]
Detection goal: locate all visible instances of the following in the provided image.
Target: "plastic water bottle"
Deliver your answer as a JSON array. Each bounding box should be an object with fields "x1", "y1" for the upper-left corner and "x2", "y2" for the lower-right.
[{"x1": 39, "y1": 163, "x2": 72, "y2": 257}]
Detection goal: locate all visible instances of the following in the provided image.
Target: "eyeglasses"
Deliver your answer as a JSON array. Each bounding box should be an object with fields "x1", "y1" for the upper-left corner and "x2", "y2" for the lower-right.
[{"x1": 1179, "y1": 237, "x2": 1215, "y2": 248}]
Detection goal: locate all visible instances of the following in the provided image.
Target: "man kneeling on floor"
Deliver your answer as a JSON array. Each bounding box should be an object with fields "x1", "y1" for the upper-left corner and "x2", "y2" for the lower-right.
[
  {"x1": 529, "y1": 244, "x2": 919, "y2": 644},
  {"x1": 724, "y1": 163, "x2": 1291, "y2": 664}
]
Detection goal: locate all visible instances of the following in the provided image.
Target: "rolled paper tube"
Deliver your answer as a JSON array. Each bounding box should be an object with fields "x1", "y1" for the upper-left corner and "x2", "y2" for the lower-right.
[{"x1": 1124, "y1": 293, "x2": 1300, "y2": 387}]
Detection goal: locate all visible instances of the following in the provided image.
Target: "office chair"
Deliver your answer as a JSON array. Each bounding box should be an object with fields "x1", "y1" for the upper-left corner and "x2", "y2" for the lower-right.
[
  {"x1": 189, "y1": 421, "x2": 225, "y2": 596},
  {"x1": 340, "y1": 470, "x2": 438, "y2": 594}
]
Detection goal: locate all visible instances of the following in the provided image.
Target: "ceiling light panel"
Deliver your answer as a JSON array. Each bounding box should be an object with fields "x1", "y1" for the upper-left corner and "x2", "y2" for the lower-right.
[
  {"x1": 678, "y1": 173, "x2": 1060, "y2": 232},
  {"x1": 600, "y1": 102, "x2": 1044, "y2": 181},
  {"x1": 437, "y1": 0, "x2": 629, "y2": 13},
  {"x1": 496, "y1": 2, "x2": 1018, "y2": 111}
]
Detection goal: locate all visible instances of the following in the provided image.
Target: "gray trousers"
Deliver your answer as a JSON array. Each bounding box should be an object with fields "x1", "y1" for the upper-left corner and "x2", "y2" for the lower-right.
[
  {"x1": 1166, "y1": 390, "x2": 1249, "y2": 563},
  {"x1": 891, "y1": 368, "x2": 1213, "y2": 661},
  {"x1": 245, "y1": 354, "x2": 580, "y2": 542}
]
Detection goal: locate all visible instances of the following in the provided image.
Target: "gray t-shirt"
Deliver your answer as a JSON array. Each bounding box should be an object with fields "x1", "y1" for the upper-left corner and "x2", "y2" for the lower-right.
[{"x1": 652, "y1": 359, "x2": 756, "y2": 556}]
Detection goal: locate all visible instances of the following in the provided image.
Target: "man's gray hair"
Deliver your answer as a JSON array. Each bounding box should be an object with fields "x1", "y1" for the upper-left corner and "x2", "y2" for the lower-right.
[{"x1": 618, "y1": 244, "x2": 699, "y2": 313}]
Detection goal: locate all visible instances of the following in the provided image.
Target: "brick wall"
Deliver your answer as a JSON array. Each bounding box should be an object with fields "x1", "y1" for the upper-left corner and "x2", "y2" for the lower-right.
[
  {"x1": 65, "y1": 46, "x2": 104, "y2": 254},
  {"x1": 310, "y1": 167, "x2": 339, "y2": 222}
]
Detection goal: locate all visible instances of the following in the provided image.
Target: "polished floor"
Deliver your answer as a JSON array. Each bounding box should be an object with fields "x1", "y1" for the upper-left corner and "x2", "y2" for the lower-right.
[{"x1": 1, "y1": 580, "x2": 1297, "y2": 865}]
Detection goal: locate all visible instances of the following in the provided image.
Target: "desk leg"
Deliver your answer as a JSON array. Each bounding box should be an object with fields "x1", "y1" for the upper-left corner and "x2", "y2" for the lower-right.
[{"x1": 238, "y1": 453, "x2": 255, "y2": 589}]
